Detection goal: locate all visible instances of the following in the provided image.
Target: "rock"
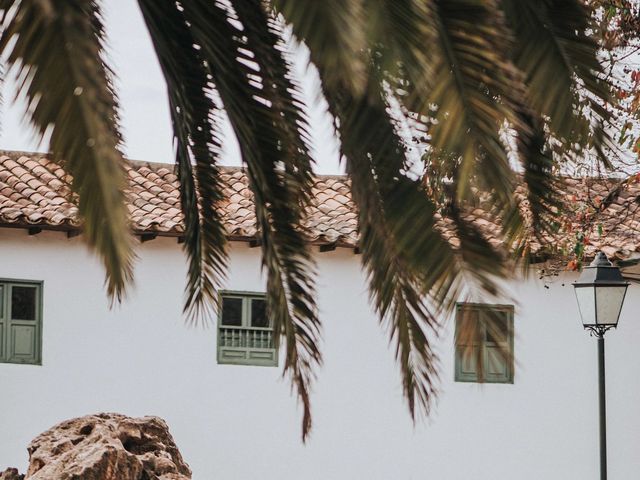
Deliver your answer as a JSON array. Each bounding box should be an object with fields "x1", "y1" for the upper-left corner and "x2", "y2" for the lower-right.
[
  {"x1": 0, "y1": 468, "x2": 24, "y2": 480},
  {"x1": 25, "y1": 413, "x2": 191, "y2": 480}
]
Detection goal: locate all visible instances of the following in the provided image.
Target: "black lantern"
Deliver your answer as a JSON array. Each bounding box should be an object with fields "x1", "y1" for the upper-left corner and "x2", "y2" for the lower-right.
[
  {"x1": 573, "y1": 251, "x2": 629, "y2": 480},
  {"x1": 573, "y1": 251, "x2": 629, "y2": 335}
]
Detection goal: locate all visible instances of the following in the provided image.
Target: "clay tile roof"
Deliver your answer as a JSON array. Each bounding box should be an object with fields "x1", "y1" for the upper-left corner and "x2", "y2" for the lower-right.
[
  {"x1": 0, "y1": 151, "x2": 358, "y2": 248},
  {"x1": 2, "y1": 151, "x2": 640, "y2": 262}
]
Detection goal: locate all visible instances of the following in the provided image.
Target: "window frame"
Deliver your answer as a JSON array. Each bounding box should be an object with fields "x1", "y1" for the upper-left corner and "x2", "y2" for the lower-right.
[
  {"x1": 0, "y1": 278, "x2": 43, "y2": 366},
  {"x1": 217, "y1": 290, "x2": 278, "y2": 367},
  {"x1": 454, "y1": 302, "x2": 514, "y2": 384}
]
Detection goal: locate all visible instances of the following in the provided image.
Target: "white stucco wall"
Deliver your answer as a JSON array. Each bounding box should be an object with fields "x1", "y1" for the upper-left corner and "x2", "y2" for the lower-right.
[{"x1": 0, "y1": 227, "x2": 639, "y2": 479}]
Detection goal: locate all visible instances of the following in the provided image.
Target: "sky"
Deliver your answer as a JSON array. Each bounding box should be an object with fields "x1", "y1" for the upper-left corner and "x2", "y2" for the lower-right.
[{"x1": 0, "y1": 0, "x2": 343, "y2": 174}]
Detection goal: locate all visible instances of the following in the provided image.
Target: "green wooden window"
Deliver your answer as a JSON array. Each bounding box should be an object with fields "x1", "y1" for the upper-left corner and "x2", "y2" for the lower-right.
[
  {"x1": 217, "y1": 292, "x2": 277, "y2": 367},
  {"x1": 454, "y1": 303, "x2": 513, "y2": 384},
  {"x1": 0, "y1": 280, "x2": 42, "y2": 365}
]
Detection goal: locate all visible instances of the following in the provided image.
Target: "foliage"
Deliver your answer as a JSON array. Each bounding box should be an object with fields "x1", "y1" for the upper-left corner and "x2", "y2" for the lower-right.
[
  {"x1": 591, "y1": 0, "x2": 640, "y2": 162},
  {"x1": 536, "y1": 1, "x2": 640, "y2": 272},
  {"x1": 0, "y1": 0, "x2": 635, "y2": 439}
]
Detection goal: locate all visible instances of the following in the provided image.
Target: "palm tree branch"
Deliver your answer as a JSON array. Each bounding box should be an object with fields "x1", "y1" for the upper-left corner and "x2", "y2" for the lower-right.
[
  {"x1": 516, "y1": 112, "x2": 564, "y2": 244},
  {"x1": 428, "y1": 0, "x2": 526, "y2": 208},
  {"x1": 364, "y1": 0, "x2": 435, "y2": 107},
  {"x1": 313, "y1": 63, "x2": 505, "y2": 417},
  {"x1": 231, "y1": 0, "x2": 315, "y2": 208},
  {"x1": 182, "y1": 0, "x2": 321, "y2": 440},
  {"x1": 503, "y1": 0, "x2": 614, "y2": 166},
  {"x1": 138, "y1": 0, "x2": 229, "y2": 322},
  {"x1": 271, "y1": 0, "x2": 367, "y2": 94},
  {"x1": 0, "y1": 0, "x2": 132, "y2": 300}
]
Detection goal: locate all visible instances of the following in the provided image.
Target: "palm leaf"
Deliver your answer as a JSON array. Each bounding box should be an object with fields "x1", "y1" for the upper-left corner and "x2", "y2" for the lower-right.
[
  {"x1": 427, "y1": 0, "x2": 526, "y2": 205},
  {"x1": 418, "y1": 0, "x2": 557, "y2": 264},
  {"x1": 503, "y1": 0, "x2": 614, "y2": 166},
  {"x1": 348, "y1": 141, "x2": 444, "y2": 417},
  {"x1": 364, "y1": 0, "x2": 435, "y2": 110},
  {"x1": 138, "y1": 0, "x2": 228, "y2": 321},
  {"x1": 232, "y1": 0, "x2": 314, "y2": 209},
  {"x1": 316, "y1": 60, "x2": 505, "y2": 417},
  {"x1": 0, "y1": 0, "x2": 132, "y2": 300},
  {"x1": 516, "y1": 113, "x2": 563, "y2": 248},
  {"x1": 443, "y1": 189, "x2": 505, "y2": 297},
  {"x1": 181, "y1": 0, "x2": 321, "y2": 440},
  {"x1": 271, "y1": 0, "x2": 367, "y2": 94}
]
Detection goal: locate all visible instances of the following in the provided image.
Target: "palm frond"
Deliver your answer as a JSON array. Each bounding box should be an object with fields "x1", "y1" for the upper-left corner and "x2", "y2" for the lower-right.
[
  {"x1": 416, "y1": 0, "x2": 561, "y2": 266},
  {"x1": 271, "y1": 0, "x2": 367, "y2": 94},
  {"x1": 0, "y1": 0, "x2": 132, "y2": 300},
  {"x1": 443, "y1": 190, "x2": 505, "y2": 298},
  {"x1": 364, "y1": 0, "x2": 435, "y2": 109},
  {"x1": 181, "y1": 0, "x2": 321, "y2": 440},
  {"x1": 231, "y1": 0, "x2": 314, "y2": 208},
  {"x1": 516, "y1": 113, "x2": 563, "y2": 245},
  {"x1": 315, "y1": 62, "x2": 504, "y2": 417},
  {"x1": 349, "y1": 150, "x2": 443, "y2": 417},
  {"x1": 138, "y1": 0, "x2": 228, "y2": 322},
  {"x1": 427, "y1": 0, "x2": 526, "y2": 205},
  {"x1": 503, "y1": 0, "x2": 614, "y2": 165}
]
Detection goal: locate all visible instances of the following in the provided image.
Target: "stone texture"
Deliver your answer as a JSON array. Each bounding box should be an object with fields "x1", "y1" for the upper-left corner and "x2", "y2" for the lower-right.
[
  {"x1": 0, "y1": 468, "x2": 24, "y2": 480},
  {"x1": 25, "y1": 413, "x2": 191, "y2": 480}
]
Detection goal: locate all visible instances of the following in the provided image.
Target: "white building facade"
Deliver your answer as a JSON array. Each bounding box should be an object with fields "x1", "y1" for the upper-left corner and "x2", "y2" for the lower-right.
[
  {"x1": 1, "y1": 152, "x2": 639, "y2": 479},
  {"x1": 2, "y1": 229, "x2": 640, "y2": 479}
]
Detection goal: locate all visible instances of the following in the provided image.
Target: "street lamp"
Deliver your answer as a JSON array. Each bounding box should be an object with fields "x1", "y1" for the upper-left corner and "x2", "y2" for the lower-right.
[{"x1": 573, "y1": 251, "x2": 629, "y2": 480}]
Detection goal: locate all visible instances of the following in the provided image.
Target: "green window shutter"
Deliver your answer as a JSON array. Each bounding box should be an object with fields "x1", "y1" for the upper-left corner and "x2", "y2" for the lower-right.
[
  {"x1": 454, "y1": 305, "x2": 481, "y2": 382},
  {"x1": 484, "y1": 345, "x2": 510, "y2": 382},
  {"x1": 217, "y1": 291, "x2": 277, "y2": 367},
  {"x1": 3, "y1": 282, "x2": 42, "y2": 365},
  {"x1": 455, "y1": 303, "x2": 514, "y2": 384},
  {"x1": 455, "y1": 345, "x2": 480, "y2": 382},
  {"x1": 8, "y1": 323, "x2": 38, "y2": 363},
  {"x1": 481, "y1": 308, "x2": 513, "y2": 384},
  {"x1": 0, "y1": 285, "x2": 5, "y2": 361}
]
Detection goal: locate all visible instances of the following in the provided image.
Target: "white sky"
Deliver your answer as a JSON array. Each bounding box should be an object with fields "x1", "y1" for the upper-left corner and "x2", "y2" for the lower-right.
[{"x1": 0, "y1": 0, "x2": 343, "y2": 174}]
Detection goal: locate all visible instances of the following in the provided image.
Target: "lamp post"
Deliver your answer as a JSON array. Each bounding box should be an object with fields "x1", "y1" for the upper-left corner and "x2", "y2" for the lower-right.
[{"x1": 573, "y1": 252, "x2": 629, "y2": 480}]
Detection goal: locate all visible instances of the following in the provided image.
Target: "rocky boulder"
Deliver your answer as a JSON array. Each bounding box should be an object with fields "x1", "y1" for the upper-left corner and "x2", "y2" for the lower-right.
[
  {"x1": 24, "y1": 413, "x2": 191, "y2": 480},
  {"x1": 0, "y1": 468, "x2": 24, "y2": 480}
]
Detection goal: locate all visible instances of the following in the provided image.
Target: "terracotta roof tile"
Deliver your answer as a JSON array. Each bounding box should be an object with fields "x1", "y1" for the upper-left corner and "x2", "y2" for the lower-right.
[{"x1": 3, "y1": 151, "x2": 640, "y2": 261}]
